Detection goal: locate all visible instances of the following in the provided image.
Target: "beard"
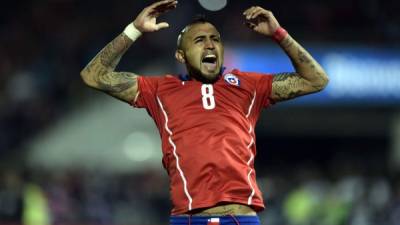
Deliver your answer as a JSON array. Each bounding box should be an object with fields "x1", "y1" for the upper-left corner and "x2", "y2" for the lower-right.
[{"x1": 186, "y1": 64, "x2": 222, "y2": 84}]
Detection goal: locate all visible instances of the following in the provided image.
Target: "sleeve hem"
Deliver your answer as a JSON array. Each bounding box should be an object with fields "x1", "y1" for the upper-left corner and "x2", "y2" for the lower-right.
[{"x1": 129, "y1": 76, "x2": 143, "y2": 108}]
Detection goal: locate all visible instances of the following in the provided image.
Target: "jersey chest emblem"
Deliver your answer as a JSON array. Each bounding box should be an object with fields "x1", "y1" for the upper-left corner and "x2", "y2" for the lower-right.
[{"x1": 224, "y1": 73, "x2": 240, "y2": 86}]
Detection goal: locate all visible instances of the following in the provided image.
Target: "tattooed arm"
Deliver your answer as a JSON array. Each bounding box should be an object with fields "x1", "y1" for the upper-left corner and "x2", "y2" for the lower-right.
[
  {"x1": 271, "y1": 35, "x2": 329, "y2": 101},
  {"x1": 80, "y1": 34, "x2": 137, "y2": 102},
  {"x1": 243, "y1": 6, "x2": 329, "y2": 102},
  {"x1": 80, "y1": 0, "x2": 178, "y2": 103}
]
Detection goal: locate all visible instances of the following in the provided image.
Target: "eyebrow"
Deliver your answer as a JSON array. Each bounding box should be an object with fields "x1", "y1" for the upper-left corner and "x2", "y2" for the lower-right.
[
  {"x1": 193, "y1": 35, "x2": 206, "y2": 41},
  {"x1": 193, "y1": 34, "x2": 220, "y2": 41}
]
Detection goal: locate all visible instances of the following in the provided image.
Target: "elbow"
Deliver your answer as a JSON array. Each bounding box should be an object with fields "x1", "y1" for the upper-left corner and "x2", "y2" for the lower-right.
[
  {"x1": 319, "y1": 73, "x2": 330, "y2": 91},
  {"x1": 80, "y1": 69, "x2": 90, "y2": 85},
  {"x1": 312, "y1": 72, "x2": 330, "y2": 92},
  {"x1": 320, "y1": 72, "x2": 330, "y2": 89},
  {"x1": 80, "y1": 68, "x2": 96, "y2": 88}
]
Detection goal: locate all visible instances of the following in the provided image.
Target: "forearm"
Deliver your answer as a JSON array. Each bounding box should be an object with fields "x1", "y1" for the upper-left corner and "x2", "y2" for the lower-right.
[
  {"x1": 81, "y1": 0, "x2": 174, "y2": 82},
  {"x1": 80, "y1": 32, "x2": 134, "y2": 89},
  {"x1": 278, "y1": 34, "x2": 329, "y2": 89},
  {"x1": 243, "y1": 6, "x2": 329, "y2": 101},
  {"x1": 80, "y1": 0, "x2": 176, "y2": 102}
]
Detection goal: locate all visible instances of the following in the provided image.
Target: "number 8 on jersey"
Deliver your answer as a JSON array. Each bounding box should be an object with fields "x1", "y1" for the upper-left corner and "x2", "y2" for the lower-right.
[{"x1": 201, "y1": 84, "x2": 216, "y2": 110}]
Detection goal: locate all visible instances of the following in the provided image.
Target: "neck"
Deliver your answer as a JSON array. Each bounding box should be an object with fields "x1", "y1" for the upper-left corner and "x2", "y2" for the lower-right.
[
  {"x1": 191, "y1": 74, "x2": 217, "y2": 83},
  {"x1": 186, "y1": 67, "x2": 225, "y2": 83}
]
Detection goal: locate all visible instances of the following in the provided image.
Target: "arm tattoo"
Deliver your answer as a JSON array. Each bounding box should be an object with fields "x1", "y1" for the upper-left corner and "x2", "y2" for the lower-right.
[
  {"x1": 273, "y1": 73, "x2": 296, "y2": 82},
  {"x1": 273, "y1": 35, "x2": 329, "y2": 102},
  {"x1": 82, "y1": 33, "x2": 138, "y2": 98},
  {"x1": 96, "y1": 72, "x2": 137, "y2": 93},
  {"x1": 298, "y1": 49, "x2": 311, "y2": 64},
  {"x1": 84, "y1": 33, "x2": 132, "y2": 76},
  {"x1": 99, "y1": 33, "x2": 132, "y2": 68},
  {"x1": 272, "y1": 72, "x2": 311, "y2": 101},
  {"x1": 281, "y1": 37, "x2": 294, "y2": 49}
]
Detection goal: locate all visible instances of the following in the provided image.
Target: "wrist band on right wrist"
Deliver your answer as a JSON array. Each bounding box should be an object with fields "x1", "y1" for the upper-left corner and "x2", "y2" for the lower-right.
[
  {"x1": 272, "y1": 27, "x2": 288, "y2": 42},
  {"x1": 123, "y1": 23, "x2": 142, "y2": 41}
]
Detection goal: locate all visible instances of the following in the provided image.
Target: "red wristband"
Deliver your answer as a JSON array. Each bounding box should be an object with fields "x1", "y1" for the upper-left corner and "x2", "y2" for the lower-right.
[{"x1": 272, "y1": 27, "x2": 288, "y2": 42}]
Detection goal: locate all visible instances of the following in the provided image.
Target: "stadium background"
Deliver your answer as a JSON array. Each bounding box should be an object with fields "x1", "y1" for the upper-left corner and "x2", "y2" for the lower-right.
[{"x1": 1, "y1": 0, "x2": 400, "y2": 224}]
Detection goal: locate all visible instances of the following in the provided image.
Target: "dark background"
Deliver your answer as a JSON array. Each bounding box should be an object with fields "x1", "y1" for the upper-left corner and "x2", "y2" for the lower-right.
[{"x1": 1, "y1": 0, "x2": 399, "y2": 225}]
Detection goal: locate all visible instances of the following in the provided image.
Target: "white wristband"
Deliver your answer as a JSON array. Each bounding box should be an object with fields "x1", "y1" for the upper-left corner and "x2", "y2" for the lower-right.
[{"x1": 123, "y1": 23, "x2": 142, "y2": 41}]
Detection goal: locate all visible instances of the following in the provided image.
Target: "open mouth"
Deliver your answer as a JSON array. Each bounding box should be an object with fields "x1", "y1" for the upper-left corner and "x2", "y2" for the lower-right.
[{"x1": 202, "y1": 54, "x2": 218, "y2": 71}]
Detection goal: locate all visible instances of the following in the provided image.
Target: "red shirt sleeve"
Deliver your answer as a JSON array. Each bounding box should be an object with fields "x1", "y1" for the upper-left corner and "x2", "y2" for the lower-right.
[
  {"x1": 130, "y1": 76, "x2": 168, "y2": 124},
  {"x1": 254, "y1": 72, "x2": 275, "y2": 107},
  {"x1": 232, "y1": 69, "x2": 275, "y2": 108},
  {"x1": 131, "y1": 76, "x2": 160, "y2": 108}
]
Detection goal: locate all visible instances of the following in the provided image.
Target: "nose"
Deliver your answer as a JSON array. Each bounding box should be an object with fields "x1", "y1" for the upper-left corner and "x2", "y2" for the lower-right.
[{"x1": 204, "y1": 38, "x2": 215, "y2": 50}]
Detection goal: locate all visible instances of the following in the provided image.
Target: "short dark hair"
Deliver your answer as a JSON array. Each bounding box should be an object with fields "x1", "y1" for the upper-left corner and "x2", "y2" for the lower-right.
[
  {"x1": 177, "y1": 15, "x2": 214, "y2": 49},
  {"x1": 189, "y1": 14, "x2": 210, "y2": 25}
]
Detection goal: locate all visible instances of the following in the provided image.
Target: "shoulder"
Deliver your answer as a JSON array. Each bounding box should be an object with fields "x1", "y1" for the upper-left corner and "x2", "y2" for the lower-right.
[
  {"x1": 224, "y1": 69, "x2": 275, "y2": 100},
  {"x1": 227, "y1": 69, "x2": 272, "y2": 77},
  {"x1": 224, "y1": 69, "x2": 273, "y2": 83},
  {"x1": 136, "y1": 74, "x2": 180, "y2": 93},
  {"x1": 138, "y1": 74, "x2": 181, "y2": 84},
  {"x1": 138, "y1": 74, "x2": 176, "y2": 80}
]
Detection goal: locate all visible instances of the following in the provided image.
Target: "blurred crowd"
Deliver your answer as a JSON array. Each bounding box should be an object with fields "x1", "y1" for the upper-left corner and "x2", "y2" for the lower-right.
[
  {"x1": 1, "y1": 1, "x2": 400, "y2": 225},
  {"x1": 1, "y1": 0, "x2": 400, "y2": 155},
  {"x1": 0, "y1": 167, "x2": 400, "y2": 225}
]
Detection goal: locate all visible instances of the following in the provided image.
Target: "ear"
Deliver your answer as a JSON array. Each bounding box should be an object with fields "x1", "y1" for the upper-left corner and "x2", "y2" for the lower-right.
[{"x1": 175, "y1": 50, "x2": 186, "y2": 64}]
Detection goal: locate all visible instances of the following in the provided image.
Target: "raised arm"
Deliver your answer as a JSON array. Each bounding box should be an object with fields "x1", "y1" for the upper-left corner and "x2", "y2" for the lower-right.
[
  {"x1": 243, "y1": 6, "x2": 329, "y2": 102},
  {"x1": 80, "y1": 0, "x2": 178, "y2": 103}
]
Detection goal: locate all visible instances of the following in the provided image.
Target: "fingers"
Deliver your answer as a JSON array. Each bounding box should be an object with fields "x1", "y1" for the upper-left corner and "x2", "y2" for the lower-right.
[
  {"x1": 243, "y1": 6, "x2": 270, "y2": 20},
  {"x1": 250, "y1": 8, "x2": 265, "y2": 19},
  {"x1": 149, "y1": 0, "x2": 178, "y2": 15},
  {"x1": 243, "y1": 6, "x2": 254, "y2": 16},
  {"x1": 245, "y1": 21, "x2": 264, "y2": 33},
  {"x1": 244, "y1": 21, "x2": 256, "y2": 30},
  {"x1": 243, "y1": 6, "x2": 257, "y2": 19},
  {"x1": 244, "y1": 21, "x2": 262, "y2": 33},
  {"x1": 153, "y1": 3, "x2": 177, "y2": 16},
  {"x1": 149, "y1": 0, "x2": 176, "y2": 10},
  {"x1": 155, "y1": 22, "x2": 170, "y2": 30}
]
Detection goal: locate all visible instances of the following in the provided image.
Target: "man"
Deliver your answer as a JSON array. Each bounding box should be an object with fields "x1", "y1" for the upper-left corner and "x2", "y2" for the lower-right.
[{"x1": 80, "y1": 0, "x2": 329, "y2": 224}]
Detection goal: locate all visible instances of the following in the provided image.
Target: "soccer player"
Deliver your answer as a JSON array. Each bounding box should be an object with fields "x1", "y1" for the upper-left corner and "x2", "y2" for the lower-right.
[{"x1": 80, "y1": 0, "x2": 329, "y2": 224}]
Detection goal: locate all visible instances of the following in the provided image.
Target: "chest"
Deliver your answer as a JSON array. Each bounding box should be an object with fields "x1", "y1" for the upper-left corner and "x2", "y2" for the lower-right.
[{"x1": 156, "y1": 78, "x2": 255, "y2": 116}]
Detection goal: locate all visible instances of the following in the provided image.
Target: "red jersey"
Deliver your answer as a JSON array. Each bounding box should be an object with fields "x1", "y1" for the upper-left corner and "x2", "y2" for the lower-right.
[{"x1": 131, "y1": 69, "x2": 274, "y2": 215}]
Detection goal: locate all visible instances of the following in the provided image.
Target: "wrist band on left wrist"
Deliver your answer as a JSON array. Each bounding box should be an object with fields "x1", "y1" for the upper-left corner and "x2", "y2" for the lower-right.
[
  {"x1": 123, "y1": 23, "x2": 142, "y2": 41},
  {"x1": 272, "y1": 27, "x2": 288, "y2": 42}
]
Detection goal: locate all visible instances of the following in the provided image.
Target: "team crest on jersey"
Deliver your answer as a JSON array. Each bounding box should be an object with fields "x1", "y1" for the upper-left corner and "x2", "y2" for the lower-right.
[{"x1": 224, "y1": 74, "x2": 240, "y2": 86}]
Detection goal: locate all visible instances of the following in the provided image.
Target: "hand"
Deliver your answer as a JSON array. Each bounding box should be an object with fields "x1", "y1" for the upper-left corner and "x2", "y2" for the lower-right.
[
  {"x1": 243, "y1": 6, "x2": 280, "y2": 37},
  {"x1": 133, "y1": 0, "x2": 178, "y2": 33}
]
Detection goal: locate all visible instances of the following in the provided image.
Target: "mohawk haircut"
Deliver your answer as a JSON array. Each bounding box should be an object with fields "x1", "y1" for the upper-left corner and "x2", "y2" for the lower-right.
[{"x1": 177, "y1": 15, "x2": 214, "y2": 49}]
